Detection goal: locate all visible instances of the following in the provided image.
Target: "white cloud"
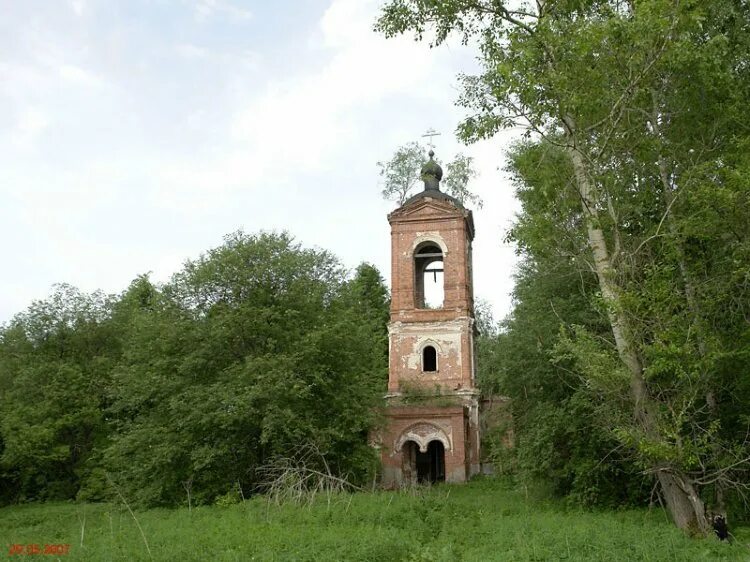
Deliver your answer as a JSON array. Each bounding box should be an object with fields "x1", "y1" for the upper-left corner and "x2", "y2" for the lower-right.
[
  {"x1": 11, "y1": 107, "x2": 49, "y2": 148},
  {"x1": 149, "y1": 0, "x2": 445, "y2": 208},
  {"x1": 193, "y1": 0, "x2": 252, "y2": 22},
  {"x1": 0, "y1": 60, "x2": 46, "y2": 104},
  {"x1": 70, "y1": 0, "x2": 85, "y2": 16},
  {"x1": 175, "y1": 43, "x2": 210, "y2": 59},
  {"x1": 174, "y1": 42, "x2": 261, "y2": 71},
  {"x1": 1, "y1": 56, "x2": 107, "y2": 150},
  {"x1": 320, "y1": 0, "x2": 369, "y2": 48},
  {"x1": 227, "y1": 0, "x2": 446, "y2": 179},
  {"x1": 0, "y1": 0, "x2": 522, "y2": 324},
  {"x1": 58, "y1": 64, "x2": 103, "y2": 88}
]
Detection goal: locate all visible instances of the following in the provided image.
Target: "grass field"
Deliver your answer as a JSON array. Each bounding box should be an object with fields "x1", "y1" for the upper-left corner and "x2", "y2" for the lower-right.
[{"x1": 2, "y1": 478, "x2": 748, "y2": 561}]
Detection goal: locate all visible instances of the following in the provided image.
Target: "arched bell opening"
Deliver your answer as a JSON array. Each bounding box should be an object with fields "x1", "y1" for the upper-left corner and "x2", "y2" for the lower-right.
[{"x1": 414, "y1": 243, "x2": 444, "y2": 309}]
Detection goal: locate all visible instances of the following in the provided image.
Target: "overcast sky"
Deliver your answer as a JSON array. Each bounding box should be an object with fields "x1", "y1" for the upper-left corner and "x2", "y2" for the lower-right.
[{"x1": 0, "y1": 0, "x2": 521, "y2": 324}]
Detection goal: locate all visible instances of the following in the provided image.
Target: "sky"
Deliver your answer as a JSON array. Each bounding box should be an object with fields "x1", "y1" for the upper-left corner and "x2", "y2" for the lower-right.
[{"x1": 0, "y1": 0, "x2": 521, "y2": 324}]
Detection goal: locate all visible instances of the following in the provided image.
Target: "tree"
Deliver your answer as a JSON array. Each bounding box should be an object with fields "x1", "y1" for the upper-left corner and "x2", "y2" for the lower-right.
[
  {"x1": 443, "y1": 153, "x2": 481, "y2": 209},
  {"x1": 377, "y1": 0, "x2": 750, "y2": 533},
  {"x1": 101, "y1": 232, "x2": 387, "y2": 506},
  {"x1": 475, "y1": 142, "x2": 650, "y2": 506},
  {"x1": 377, "y1": 141, "x2": 425, "y2": 205},
  {"x1": 378, "y1": 141, "x2": 483, "y2": 207},
  {"x1": 343, "y1": 263, "x2": 390, "y2": 368},
  {"x1": 0, "y1": 233, "x2": 392, "y2": 507},
  {"x1": 0, "y1": 284, "x2": 120, "y2": 502}
]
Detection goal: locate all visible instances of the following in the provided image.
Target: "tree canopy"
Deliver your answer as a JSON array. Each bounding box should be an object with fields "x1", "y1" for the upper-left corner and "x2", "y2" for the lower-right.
[
  {"x1": 378, "y1": 141, "x2": 483, "y2": 207},
  {"x1": 0, "y1": 231, "x2": 389, "y2": 507},
  {"x1": 378, "y1": 0, "x2": 750, "y2": 533}
]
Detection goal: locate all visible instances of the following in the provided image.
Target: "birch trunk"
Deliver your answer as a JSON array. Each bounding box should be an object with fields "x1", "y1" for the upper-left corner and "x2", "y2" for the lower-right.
[{"x1": 565, "y1": 122, "x2": 709, "y2": 534}]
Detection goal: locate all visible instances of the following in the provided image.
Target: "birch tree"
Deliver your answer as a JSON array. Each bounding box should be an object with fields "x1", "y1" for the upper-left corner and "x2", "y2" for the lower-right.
[
  {"x1": 378, "y1": 142, "x2": 483, "y2": 207},
  {"x1": 377, "y1": 0, "x2": 750, "y2": 533}
]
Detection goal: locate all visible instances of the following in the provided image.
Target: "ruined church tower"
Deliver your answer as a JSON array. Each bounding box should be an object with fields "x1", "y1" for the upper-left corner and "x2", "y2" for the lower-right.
[{"x1": 379, "y1": 150, "x2": 480, "y2": 485}]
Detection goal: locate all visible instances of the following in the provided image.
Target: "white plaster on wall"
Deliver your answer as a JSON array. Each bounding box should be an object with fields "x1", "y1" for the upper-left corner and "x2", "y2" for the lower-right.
[
  {"x1": 403, "y1": 333, "x2": 461, "y2": 371},
  {"x1": 391, "y1": 318, "x2": 472, "y2": 375}
]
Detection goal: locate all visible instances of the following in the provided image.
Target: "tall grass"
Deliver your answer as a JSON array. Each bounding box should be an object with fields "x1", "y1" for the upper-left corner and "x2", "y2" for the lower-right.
[{"x1": 1, "y1": 478, "x2": 747, "y2": 561}]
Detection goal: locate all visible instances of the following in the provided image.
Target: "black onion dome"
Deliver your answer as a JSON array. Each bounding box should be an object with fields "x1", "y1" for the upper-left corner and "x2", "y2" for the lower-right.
[{"x1": 420, "y1": 149, "x2": 443, "y2": 189}]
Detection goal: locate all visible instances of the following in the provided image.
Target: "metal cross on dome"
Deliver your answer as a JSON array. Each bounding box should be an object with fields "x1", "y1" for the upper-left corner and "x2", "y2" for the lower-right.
[{"x1": 421, "y1": 128, "x2": 441, "y2": 149}]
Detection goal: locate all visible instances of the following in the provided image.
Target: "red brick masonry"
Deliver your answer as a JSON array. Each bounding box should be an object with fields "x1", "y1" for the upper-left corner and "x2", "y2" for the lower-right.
[{"x1": 377, "y1": 194, "x2": 481, "y2": 485}]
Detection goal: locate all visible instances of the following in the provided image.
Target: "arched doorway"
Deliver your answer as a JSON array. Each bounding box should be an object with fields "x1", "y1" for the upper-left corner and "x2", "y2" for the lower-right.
[{"x1": 402, "y1": 440, "x2": 445, "y2": 484}]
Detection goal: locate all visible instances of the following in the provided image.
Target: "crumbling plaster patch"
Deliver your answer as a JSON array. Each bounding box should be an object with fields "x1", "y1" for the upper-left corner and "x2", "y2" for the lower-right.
[
  {"x1": 393, "y1": 421, "x2": 453, "y2": 455},
  {"x1": 390, "y1": 318, "x2": 471, "y2": 375},
  {"x1": 410, "y1": 232, "x2": 448, "y2": 255}
]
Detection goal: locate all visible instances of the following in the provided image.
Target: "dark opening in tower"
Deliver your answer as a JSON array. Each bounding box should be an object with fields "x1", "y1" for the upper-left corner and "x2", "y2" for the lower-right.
[
  {"x1": 423, "y1": 345, "x2": 437, "y2": 372},
  {"x1": 416, "y1": 441, "x2": 446, "y2": 483}
]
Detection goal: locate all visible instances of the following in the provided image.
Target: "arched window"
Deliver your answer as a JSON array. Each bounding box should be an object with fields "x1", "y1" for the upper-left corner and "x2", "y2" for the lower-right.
[
  {"x1": 423, "y1": 345, "x2": 437, "y2": 372},
  {"x1": 414, "y1": 244, "x2": 444, "y2": 309}
]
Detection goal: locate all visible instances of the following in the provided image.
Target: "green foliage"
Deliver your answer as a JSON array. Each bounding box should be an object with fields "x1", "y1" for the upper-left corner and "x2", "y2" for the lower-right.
[
  {"x1": 442, "y1": 153, "x2": 483, "y2": 208},
  {"x1": 471, "y1": 138, "x2": 640, "y2": 505},
  {"x1": 213, "y1": 485, "x2": 242, "y2": 508},
  {"x1": 476, "y1": 253, "x2": 647, "y2": 506},
  {"x1": 0, "y1": 285, "x2": 120, "y2": 502},
  {"x1": 1, "y1": 479, "x2": 748, "y2": 560},
  {"x1": 378, "y1": 0, "x2": 750, "y2": 525},
  {"x1": 396, "y1": 381, "x2": 461, "y2": 408},
  {"x1": 0, "y1": 231, "x2": 390, "y2": 507},
  {"x1": 475, "y1": 133, "x2": 750, "y2": 512},
  {"x1": 377, "y1": 141, "x2": 483, "y2": 207},
  {"x1": 377, "y1": 141, "x2": 425, "y2": 205}
]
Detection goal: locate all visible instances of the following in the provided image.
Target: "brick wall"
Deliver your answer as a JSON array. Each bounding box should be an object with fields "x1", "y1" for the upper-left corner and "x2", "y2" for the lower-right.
[{"x1": 378, "y1": 192, "x2": 481, "y2": 486}]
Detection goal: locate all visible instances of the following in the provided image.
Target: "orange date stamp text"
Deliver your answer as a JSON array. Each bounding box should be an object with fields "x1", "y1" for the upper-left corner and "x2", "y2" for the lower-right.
[{"x1": 7, "y1": 544, "x2": 70, "y2": 556}]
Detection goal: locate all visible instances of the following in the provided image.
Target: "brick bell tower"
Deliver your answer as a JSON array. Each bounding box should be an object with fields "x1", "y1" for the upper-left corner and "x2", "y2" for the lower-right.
[{"x1": 379, "y1": 149, "x2": 480, "y2": 486}]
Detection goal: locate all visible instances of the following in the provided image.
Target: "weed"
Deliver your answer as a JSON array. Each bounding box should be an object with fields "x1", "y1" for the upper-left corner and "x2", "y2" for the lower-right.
[{"x1": 1, "y1": 478, "x2": 748, "y2": 561}]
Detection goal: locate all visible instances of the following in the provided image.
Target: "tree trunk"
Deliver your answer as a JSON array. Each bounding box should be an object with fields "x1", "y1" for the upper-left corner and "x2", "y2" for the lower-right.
[
  {"x1": 566, "y1": 140, "x2": 646, "y2": 399},
  {"x1": 657, "y1": 471, "x2": 710, "y2": 535},
  {"x1": 564, "y1": 123, "x2": 709, "y2": 534}
]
